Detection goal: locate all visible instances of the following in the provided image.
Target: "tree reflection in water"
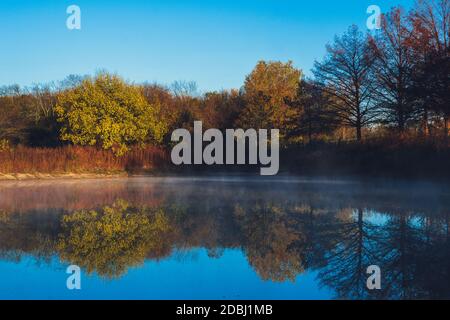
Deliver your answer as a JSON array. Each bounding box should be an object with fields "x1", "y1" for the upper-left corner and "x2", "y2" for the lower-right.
[
  {"x1": 57, "y1": 200, "x2": 171, "y2": 279},
  {"x1": 0, "y1": 179, "x2": 450, "y2": 299},
  {"x1": 234, "y1": 203, "x2": 305, "y2": 282}
]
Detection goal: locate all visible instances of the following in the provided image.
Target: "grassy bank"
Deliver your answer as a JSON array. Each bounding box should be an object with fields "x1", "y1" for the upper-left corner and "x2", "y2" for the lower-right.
[{"x1": 0, "y1": 145, "x2": 168, "y2": 178}]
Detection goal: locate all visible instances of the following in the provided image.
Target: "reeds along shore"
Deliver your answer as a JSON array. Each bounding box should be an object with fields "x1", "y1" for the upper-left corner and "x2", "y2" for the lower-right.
[
  {"x1": 0, "y1": 145, "x2": 168, "y2": 175},
  {"x1": 1, "y1": 135, "x2": 450, "y2": 179}
]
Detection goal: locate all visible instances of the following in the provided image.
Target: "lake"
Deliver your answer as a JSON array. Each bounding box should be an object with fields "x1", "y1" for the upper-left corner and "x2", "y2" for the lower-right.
[{"x1": 0, "y1": 176, "x2": 449, "y2": 300}]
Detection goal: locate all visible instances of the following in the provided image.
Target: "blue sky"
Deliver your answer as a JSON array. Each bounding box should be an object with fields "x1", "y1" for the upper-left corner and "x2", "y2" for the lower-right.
[{"x1": 0, "y1": 0, "x2": 415, "y2": 92}]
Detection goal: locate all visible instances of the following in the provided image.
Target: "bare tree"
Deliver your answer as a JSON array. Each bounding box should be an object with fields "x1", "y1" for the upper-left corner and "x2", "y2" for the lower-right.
[
  {"x1": 369, "y1": 8, "x2": 416, "y2": 132},
  {"x1": 288, "y1": 80, "x2": 338, "y2": 143},
  {"x1": 409, "y1": 0, "x2": 450, "y2": 136},
  {"x1": 30, "y1": 82, "x2": 58, "y2": 121},
  {"x1": 313, "y1": 25, "x2": 378, "y2": 141},
  {"x1": 59, "y1": 74, "x2": 86, "y2": 90},
  {"x1": 170, "y1": 80, "x2": 199, "y2": 98}
]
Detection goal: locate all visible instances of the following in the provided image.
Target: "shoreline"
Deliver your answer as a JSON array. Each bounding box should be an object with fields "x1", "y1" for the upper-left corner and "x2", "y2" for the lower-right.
[
  {"x1": 0, "y1": 170, "x2": 450, "y2": 187},
  {"x1": 0, "y1": 172, "x2": 129, "y2": 181}
]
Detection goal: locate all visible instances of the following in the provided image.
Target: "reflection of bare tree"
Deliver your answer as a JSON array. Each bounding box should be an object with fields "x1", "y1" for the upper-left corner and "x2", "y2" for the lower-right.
[
  {"x1": 293, "y1": 205, "x2": 343, "y2": 270},
  {"x1": 373, "y1": 214, "x2": 422, "y2": 299},
  {"x1": 312, "y1": 209, "x2": 450, "y2": 300},
  {"x1": 234, "y1": 202, "x2": 305, "y2": 282},
  {"x1": 317, "y1": 208, "x2": 386, "y2": 299},
  {"x1": 418, "y1": 213, "x2": 450, "y2": 299},
  {"x1": 376, "y1": 213, "x2": 450, "y2": 299}
]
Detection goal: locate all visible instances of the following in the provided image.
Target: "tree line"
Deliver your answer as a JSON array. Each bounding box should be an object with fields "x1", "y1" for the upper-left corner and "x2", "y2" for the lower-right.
[{"x1": 0, "y1": 0, "x2": 448, "y2": 156}]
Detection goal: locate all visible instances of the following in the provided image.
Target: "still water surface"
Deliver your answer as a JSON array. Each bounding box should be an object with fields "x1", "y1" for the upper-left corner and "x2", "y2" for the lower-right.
[{"x1": 0, "y1": 177, "x2": 449, "y2": 300}]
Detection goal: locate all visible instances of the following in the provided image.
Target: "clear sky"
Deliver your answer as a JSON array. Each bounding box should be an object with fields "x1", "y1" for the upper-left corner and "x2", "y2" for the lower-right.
[{"x1": 0, "y1": 0, "x2": 415, "y2": 92}]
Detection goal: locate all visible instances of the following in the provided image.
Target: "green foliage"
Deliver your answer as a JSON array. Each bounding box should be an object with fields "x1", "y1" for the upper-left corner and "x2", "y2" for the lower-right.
[{"x1": 55, "y1": 73, "x2": 167, "y2": 156}]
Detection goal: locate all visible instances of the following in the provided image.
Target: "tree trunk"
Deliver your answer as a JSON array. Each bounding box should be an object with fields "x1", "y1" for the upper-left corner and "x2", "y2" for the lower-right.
[
  {"x1": 342, "y1": 127, "x2": 347, "y2": 141},
  {"x1": 308, "y1": 121, "x2": 312, "y2": 144},
  {"x1": 398, "y1": 106, "x2": 405, "y2": 133},
  {"x1": 356, "y1": 107, "x2": 362, "y2": 141},
  {"x1": 356, "y1": 125, "x2": 362, "y2": 141},
  {"x1": 357, "y1": 208, "x2": 364, "y2": 297},
  {"x1": 422, "y1": 107, "x2": 429, "y2": 137},
  {"x1": 444, "y1": 116, "x2": 449, "y2": 139}
]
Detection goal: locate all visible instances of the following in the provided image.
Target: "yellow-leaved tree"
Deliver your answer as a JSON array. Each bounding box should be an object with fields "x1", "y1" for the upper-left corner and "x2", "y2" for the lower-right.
[
  {"x1": 55, "y1": 73, "x2": 167, "y2": 156},
  {"x1": 237, "y1": 60, "x2": 302, "y2": 138}
]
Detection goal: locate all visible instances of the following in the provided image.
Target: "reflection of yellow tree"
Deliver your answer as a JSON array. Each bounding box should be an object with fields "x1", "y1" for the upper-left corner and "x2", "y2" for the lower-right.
[
  {"x1": 234, "y1": 203, "x2": 304, "y2": 282},
  {"x1": 57, "y1": 199, "x2": 171, "y2": 279},
  {"x1": 0, "y1": 210, "x2": 9, "y2": 223}
]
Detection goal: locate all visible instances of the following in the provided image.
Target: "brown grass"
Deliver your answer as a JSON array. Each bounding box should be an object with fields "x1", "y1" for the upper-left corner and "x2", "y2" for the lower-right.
[{"x1": 0, "y1": 145, "x2": 169, "y2": 174}]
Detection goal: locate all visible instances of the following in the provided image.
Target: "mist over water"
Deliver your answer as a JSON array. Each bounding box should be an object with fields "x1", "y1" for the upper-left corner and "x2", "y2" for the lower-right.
[{"x1": 0, "y1": 177, "x2": 449, "y2": 300}]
